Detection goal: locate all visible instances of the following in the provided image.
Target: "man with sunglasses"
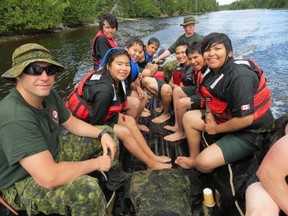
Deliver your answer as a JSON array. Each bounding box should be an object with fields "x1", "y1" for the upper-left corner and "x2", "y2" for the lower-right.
[{"x1": 0, "y1": 43, "x2": 129, "y2": 216}]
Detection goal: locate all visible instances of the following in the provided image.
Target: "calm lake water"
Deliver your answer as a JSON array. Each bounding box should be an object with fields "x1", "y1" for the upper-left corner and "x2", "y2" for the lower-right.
[{"x1": 0, "y1": 9, "x2": 287, "y2": 118}]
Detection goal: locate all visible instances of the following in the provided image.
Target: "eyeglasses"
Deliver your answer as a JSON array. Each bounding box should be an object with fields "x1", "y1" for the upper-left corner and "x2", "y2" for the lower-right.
[{"x1": 24, "y1": 65, "x2": 58, "y2": 76}]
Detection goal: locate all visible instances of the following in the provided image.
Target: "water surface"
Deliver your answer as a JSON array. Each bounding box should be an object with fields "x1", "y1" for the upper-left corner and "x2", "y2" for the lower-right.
[{"x1": 0, "y1": 9, "x2": 287, "y2": 117}]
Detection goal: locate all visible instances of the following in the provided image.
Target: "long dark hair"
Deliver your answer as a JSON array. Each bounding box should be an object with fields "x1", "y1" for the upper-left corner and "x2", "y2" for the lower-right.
[{"x1": 202, "y1": 32, "x2": 233, "y2": 57}]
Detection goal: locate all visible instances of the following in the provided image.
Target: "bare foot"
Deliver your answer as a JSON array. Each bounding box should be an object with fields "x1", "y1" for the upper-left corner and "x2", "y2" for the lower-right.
[
  {"x1": 154, "y1": 105, "x2": 163, "y2": 113},
  {"x1": 163, "y1": 125, "x2": 177, "y2": 132},
  {"x1": 164, "y1": 132, "x2": 186, "y2": 142},
  {"x1": 154, "y1": 155, "x2": 171, "y2": 163},
  {"x1": 151, "y1": 114, "x2": 171, "y2": 124},
  {"x1": 175, "y1": 156, "x2": 195, "y2": 169},
  {"x1": 143, "y1": 107, "x2": 150, "y2": 113},
  {"x1": 140, "y1": 110, "x2": 151, "y2": 118},
  {"x1": 138, "y1": 124, "x2": 150, "y2": 132},
  {"x1": 147, "y1": 162, "x2": 172, "y2": 170}
]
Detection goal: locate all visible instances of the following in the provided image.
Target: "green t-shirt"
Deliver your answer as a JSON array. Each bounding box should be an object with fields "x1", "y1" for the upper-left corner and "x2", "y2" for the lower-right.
[
  {"x1": 168, "y1": 32, "x2": 203, "y2": 54},
  {"x1": 0, "y1": 88, "x2": 70, "y2": 189}
]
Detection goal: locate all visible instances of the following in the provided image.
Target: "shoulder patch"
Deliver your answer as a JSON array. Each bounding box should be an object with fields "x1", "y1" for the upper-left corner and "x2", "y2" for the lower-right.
[{"x1": 90, "y1": 74, "x2": 102, "y2": 80}]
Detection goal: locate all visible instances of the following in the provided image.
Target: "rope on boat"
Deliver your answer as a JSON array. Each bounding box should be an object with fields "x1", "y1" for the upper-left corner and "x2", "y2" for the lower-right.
[{"x1": 228, "y1": 164, "x2": 244, "y2": 216}]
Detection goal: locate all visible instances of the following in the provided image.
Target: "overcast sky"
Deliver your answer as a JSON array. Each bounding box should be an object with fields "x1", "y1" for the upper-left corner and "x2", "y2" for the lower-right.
[{"x1": 217, "y1": 0, "x2": 237, "y2": 5}]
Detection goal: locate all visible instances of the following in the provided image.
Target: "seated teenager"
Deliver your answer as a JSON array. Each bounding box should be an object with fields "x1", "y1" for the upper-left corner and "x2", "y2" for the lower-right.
[
  {"x1": 66, "y1": 49, "x2": 171, "y2": 170},
  {"x1": 176, "y1": 33, "x2": 273, "y2": 170},
  {"x1": 141, "y1": 42, "x2": 193, "y2": 124},
  {"x1": 92, "y1": 13, "x2": 118, "y2": 69},
  {"x1": 124, "y1": 36, "x2": 151, "y2": 131},
  {"x1": 138, "y1": 37, "x2": 160, "y2": 77},
  {"x1": 164, "y1": 41, "x2": 205, "y2": 142}
]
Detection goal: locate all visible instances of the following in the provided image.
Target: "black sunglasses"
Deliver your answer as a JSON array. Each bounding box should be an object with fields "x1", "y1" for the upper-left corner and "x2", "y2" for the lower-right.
[{"x1": 24, "y1": 65, "x2": 58, "y2": 76}]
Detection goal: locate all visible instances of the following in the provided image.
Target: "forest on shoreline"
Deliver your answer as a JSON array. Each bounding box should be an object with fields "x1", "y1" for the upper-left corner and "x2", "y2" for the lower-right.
[{"x1": 0, "y1": 0, "x2": 287, "y2": 38}]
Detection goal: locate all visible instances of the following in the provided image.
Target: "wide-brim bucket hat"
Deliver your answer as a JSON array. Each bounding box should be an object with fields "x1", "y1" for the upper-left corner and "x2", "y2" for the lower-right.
[
  {"x1": 180, "y1": 15, "x2": 199, "y2": 26},
  {"x1": 2, "y1": 43, "x2": 64, "y2": 80}
]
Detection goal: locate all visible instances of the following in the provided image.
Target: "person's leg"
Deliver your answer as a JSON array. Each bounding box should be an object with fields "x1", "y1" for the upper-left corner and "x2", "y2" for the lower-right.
[
  {"x1": 140, "y1": 68, "x2": 151, "y2": 77},
  {"x1": 164, "y1": 96, "x2": 191, "y2": 141},
  {"x1": 175, "y1": 110, "x2": 204, "y2": 169},
  {"x1": 164, "y1": 86, "x2": 187, "y2": 132},
  {"x1": 2, "y1": 175, "x2": 107, "y2": 216},
  {"x1": 142, "y1": 77, "x2": 165, "y2": 112},
  {"x1": 245, "y1": 182, "x2": 280, "y2": 216},
  {"x1": 125, "y1": 94, "x2": 150, "y2": 132},
  {"x1": 196, "y1": 133, "x2": 256, "y2": 173},
  {"x1": 141, "y1": 76, "x2": 159, "y2": 97},
  {"x1": 151, "y1": 84, "x2": 172, "y2": 123},
  {"x1": 115, "y1": 114, "x2": 172, "y2": 170},
  {"x1": 145, "y1": 63, "x2": 158, "y2": 77},
  {"x1": 58, "y1": 126, "x2": 130, "y2": 192}
]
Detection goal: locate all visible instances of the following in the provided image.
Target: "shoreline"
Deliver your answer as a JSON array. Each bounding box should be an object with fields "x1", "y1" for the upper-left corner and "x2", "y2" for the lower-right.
[
  {"x1": 0, "y1": 22, "x2": 99, "y2": 44},
  {"x1": 0, "y1": 14, "x2": 180, "y2": 44}
]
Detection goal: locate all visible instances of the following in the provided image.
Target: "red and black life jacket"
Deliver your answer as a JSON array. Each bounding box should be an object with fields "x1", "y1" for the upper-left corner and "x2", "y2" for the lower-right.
[
  {"x1": 65, "y1": 71, "x2": 127, "y2": 121},
  {"x1": 173, "y1": 64, "x2": 194, "y2": 86},
  {"x1": 199, "y1": 59, "x2": 271, "y2": 124},
  {"x1": 91, "y1": 31, "x2": 118, "y2": 68}
]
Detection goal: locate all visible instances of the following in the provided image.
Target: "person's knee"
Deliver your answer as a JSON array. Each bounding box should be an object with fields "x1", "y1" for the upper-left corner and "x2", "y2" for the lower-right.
[
  {"x1": 173, "y1": 86, "x2": 181, "y2": 96},
  {"x1": 161, "y1": 85, "x2": 172, "y2": 96},
  {"x1": 128, "y1": 98, "x2": 141, "y2": 110},
  {"x1": 195, "y1": 155, "x2": 214, "y2": 173},
  {"x1": 178, "y1": 98, "x2": 189, "y2": 109},
  {"x1": 125, "y1": 115, "x2": 138, "y2": 127},
  {"x1": 69, "y1": 176, "x2": 107, "y2": 215}
]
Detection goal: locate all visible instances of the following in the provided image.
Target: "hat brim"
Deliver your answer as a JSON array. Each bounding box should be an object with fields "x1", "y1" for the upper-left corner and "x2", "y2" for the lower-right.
[
  {"x1": 2, "y1": 58, "x2": 64, "y2": 79},
  {"x1": 180, "y1": 21, "x2": 199, "y2": 26}
]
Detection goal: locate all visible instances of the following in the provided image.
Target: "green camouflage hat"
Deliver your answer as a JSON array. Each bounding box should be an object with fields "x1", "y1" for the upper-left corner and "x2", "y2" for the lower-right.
[
  {"x1": 2, "y1": 43, "x2": 64, "y2": 79},
  {"x1": 180, "y1": 15, "x2": 199, "y2": 26}
]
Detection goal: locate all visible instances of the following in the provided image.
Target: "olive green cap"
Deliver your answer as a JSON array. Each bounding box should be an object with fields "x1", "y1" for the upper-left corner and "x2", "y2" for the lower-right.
[
  {"x1": 180, "y1": 15, "x2": 199, "y2": 26},
  {"x1": 2, "y1": 43, "x2": 64, "y2": 79}
]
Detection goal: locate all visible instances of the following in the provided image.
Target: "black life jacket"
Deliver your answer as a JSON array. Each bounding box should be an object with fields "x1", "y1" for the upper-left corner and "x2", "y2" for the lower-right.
[
  {"x1": 199, "y1": 59, "x2": 272, "y2": 124},
  {"x1": 65, "y1": 71, "x2": 127, "y2": 121}
]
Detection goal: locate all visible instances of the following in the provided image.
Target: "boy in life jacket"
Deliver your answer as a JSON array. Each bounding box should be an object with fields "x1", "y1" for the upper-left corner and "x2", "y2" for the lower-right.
[
  {"x1": 66, "y1": 49, "x2": 172, "y2": 170},
  {"x1": 92, "y1": 13, "x2": 118, "y2": 69},
  {"x1": 141, "y1": 41, "x2": 194, "y2": 124},
  {"x1": 138, "y1": 37, "x2": 160, "y2": 77},
  {"x1": 245, "y1": 114, "x2": 288, "y2": 215},
  {"x1": 176, "y1": 32, "x2": 274, "y2": 171},
  {"x1": 124, "y1": 36, "x2": 151, "y2": 131},
  {"x1": 164, "y1": 41, "x2": 205, "y2": 142}
]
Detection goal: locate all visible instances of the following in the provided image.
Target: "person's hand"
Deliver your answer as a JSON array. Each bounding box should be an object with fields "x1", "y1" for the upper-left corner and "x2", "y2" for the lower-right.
[
  {"x1": 152, "y1": 58, "x2": 159, "y2": 64},
  {"x1": 100, "y1": 133, "x2": 116, "y2": 162},
  {"x1": 138, "y1": 73, "x2": 143, "y2": 81},
  {"x1": 136, "y1": 86, "x2": 144, "y2": 99},
  {"x1": 94, "y1": 155, "x2": 112, "y2": 172},
  {"x1": 204, "y1": 113, "x2": 218, "y2": 135}
]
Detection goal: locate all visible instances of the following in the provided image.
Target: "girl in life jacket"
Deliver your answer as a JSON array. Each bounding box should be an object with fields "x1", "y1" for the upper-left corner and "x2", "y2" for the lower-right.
[
  {"x1": 176, "y1": 32, "x2": 274, "y2": 173},
  {"x1": 67, "y1": 49, "x2": 172, "y2": 170},
  {"x1": 92, "y1": 13, "x2": 118, "y2": 69}
]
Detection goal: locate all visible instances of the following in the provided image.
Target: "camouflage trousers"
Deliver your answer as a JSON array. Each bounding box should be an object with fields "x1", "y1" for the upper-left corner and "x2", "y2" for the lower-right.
[{"x1": 1, "y1": 125, "x2": 119, "y2": 216}]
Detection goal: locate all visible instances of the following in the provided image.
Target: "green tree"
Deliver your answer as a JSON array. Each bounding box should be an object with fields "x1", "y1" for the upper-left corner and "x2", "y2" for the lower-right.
[
  {"x1": 62, "y1": 0, "x2": 97, "y2": 27},
  {"x1": 0, "y1": 0, "x2": 66, "y2": 34}
]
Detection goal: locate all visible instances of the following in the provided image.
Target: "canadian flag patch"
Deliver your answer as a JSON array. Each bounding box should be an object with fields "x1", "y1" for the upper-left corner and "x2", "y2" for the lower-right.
[{"x1": 241, "y1": 104, "x2": 250, "y2": 110}]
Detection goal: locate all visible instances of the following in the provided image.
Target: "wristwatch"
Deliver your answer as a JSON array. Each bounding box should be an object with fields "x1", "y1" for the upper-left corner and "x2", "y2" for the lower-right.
[{"x1": 98, "y1": 128, "x2": 111, "y2": 140}]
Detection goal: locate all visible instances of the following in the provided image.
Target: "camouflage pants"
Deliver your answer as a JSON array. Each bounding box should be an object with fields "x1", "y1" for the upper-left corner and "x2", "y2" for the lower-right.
[{"x1": 1, "y1": 125, "x2": 119, "y2": 216}]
